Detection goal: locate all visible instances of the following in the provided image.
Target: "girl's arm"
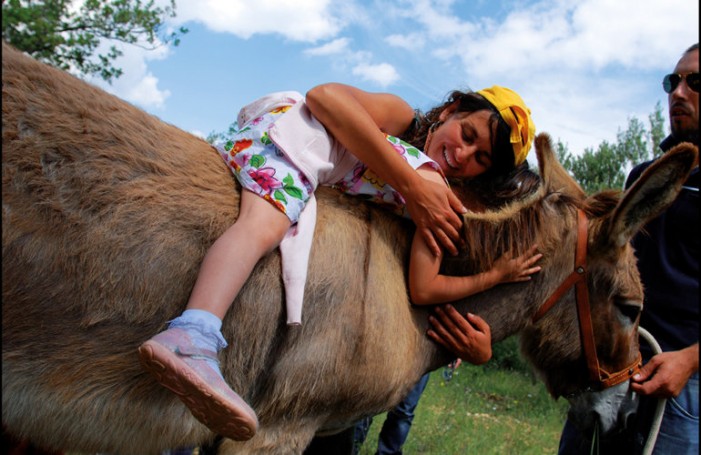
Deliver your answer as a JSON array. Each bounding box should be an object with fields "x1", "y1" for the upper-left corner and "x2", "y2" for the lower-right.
[
  {"x1": 409, "y1": 225, "x2": 542, "y2": 306},
  {"x1": 305, "y1": 83, "x2": 466, "y2": 256}
]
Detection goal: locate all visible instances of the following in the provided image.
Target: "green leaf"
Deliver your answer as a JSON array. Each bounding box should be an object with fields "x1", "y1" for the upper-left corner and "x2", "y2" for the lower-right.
[
  {"x1": 273, "y1": 190, "x2": 287, "y2": 203},
  {"x1": 1, "y1": 0, "x2": 187, "y2": 83},
  {"x1": 284, "y1": 185, "x2": 304, "y2": 200},
  {"x1": 250, "y1": 155, "x2": 265, "y2": 168}
]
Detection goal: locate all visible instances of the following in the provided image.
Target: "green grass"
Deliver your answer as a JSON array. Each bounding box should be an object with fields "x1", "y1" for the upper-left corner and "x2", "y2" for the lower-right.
[{"x1": 357, "y1": 363, "x2": 570, "y2": 454}]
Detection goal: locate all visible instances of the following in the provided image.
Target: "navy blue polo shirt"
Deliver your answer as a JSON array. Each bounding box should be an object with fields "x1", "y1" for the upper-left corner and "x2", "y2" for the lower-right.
[{"x1": 625, "y1": 136, "x2": 699, "y2": 355}]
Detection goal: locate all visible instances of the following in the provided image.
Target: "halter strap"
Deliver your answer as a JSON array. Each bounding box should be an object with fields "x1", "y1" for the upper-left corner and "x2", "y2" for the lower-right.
[{"x1": 533, "y1": 209, "x2": 641, "y2": 390}]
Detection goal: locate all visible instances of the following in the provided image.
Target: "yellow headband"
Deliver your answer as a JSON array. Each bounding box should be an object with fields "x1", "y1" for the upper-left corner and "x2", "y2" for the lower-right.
[{"x1": 476, "y1": 86, "x2": 535, "y2": 166}]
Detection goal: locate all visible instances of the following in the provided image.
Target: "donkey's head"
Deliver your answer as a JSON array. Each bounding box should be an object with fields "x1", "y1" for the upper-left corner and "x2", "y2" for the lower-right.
[
  {"x1": 520, "y1": 134, "x2": 697, "y2": 435},
  {"x1": 450, "y1": 133, "x2": 696, "y2": 436}
]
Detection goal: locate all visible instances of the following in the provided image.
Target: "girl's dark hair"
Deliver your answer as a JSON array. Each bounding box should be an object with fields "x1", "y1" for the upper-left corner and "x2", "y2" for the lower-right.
[
  {"x1": 457, "y1": 161, "x2": 541, "y2": 208},
  {"x1": 400, "y1": 90, "x2": 516, "y2": 179}
]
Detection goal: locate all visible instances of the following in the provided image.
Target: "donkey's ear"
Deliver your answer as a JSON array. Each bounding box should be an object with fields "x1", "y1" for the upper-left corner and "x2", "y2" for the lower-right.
[
  {"x1": 606, "y1": 143, "x2": 698, "y2": 248},
  {"x1": 535, "y1": 133, "x2": 586, "y2": 199}
]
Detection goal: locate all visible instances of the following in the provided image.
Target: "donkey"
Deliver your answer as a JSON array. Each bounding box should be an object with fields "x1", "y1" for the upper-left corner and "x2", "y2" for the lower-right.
[{"x1": 2, "y1": 42, "x2": 697, "y2": 454}]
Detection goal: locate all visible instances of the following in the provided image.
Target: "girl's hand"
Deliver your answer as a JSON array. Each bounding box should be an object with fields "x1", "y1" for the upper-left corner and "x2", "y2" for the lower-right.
[
  {"x1": 493, "y1": 245, "x2": 542, "y2": 283},
  {"x1": 427, "y1": 305, "x2": 492, "y2": 365},
  {"x1": 404, "y1": 178, "x2": 466, "y2": 257}
]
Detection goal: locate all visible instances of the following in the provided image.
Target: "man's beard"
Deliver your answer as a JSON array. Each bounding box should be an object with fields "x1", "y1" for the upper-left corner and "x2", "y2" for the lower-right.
[{"x1": 672, "y1": 126, "x2": 700, "y2": 146}]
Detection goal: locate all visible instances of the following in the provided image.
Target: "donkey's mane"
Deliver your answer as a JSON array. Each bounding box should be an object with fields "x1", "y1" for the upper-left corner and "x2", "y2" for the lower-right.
[
  {"x1": 461, "y1": 185, "x2": 548, "y2": 272},
  {"x1": 457, "y1": 171, "x2": 623, "y2": 274}
]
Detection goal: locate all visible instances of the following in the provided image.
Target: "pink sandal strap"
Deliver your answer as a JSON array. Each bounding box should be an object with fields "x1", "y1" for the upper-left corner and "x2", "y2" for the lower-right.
[{"x1": 173, "y1": 345, "x2": 219, "y2": 362}]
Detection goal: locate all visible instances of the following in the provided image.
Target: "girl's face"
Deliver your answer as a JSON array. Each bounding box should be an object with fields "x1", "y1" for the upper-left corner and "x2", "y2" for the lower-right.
[{"x1": 424, "y1": 108, "x2": 495, "y2": 179}]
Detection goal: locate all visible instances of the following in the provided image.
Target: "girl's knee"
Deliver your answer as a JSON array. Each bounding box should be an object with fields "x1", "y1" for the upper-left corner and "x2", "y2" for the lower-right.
[
  {"x1": 259, "y1": 221, "x2": 291, "y2": 254},
  {"x1": 236, "y1": 194, "x2": 292, "y2": 252}
]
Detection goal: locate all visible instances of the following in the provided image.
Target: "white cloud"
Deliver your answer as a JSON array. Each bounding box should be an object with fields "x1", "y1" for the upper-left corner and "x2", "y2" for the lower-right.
[
  {"x1": 385, "y1": 0, "x2": 697, "y2": 153},
  {"x1": 411, "y1": 0, "x2": 698, "y2": 77},
  {"x1": 88, "y1": 44, "x2": 170, "y2": 109},
  {"x1": 352, "y1": 62, "x2": 400, "y2": 87},
  {"x1": 565, "y1": 0, "x2": 697, "y2": 69},
  {"x1": 120, "y1": 73, "x2": 172, "y2": 108},
  {"x1": 172, "y1": 0, "x2": 347, "y2": 42},
  {"x1": 304, "y1": 36, "x2": 400, "y2": 88},
  {"x1": 403, "y1": 0, "x2": 476, "y2": 39},
  {"x1": 385, "y1": 33, "x2": 425, "y2": 51},
  {"x1": 81, "y1": 40, "x2": 172, "y2": 110},
  {"x1": 189, "y1": 129, "x2": 207, "y2": 139},
  {"x1": 304, "y1": 37, "x2": 351, "y2": 56}
]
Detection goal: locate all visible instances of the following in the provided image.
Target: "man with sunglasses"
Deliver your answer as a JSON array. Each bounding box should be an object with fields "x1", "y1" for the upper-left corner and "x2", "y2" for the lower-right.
[
  {"x1": 622, "y1": 42, "x2": 699, "y2": 455},
  {"x1": 556, "y1": 43, "x2": 699, "y2": 455},
  {"x1": 661, "y1": 45, "x2": 700, "y2": 145}
]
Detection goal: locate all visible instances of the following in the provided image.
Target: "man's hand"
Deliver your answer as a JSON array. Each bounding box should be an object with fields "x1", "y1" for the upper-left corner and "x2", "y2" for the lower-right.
[
  {"x1": 427, "y1": 305, "x2": 491, "y2": 365},
  {"x1": 631, "y1": 344, "x2": 699, "y2": 398}
]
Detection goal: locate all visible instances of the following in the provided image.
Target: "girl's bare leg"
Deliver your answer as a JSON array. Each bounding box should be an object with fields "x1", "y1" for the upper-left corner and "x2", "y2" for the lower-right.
[
  {"x1": 138, "y1": 191, "x2": 292, "y2": 441},
  {"x1": 186, "y1": 190, "x2": 292, "y2": 318}
]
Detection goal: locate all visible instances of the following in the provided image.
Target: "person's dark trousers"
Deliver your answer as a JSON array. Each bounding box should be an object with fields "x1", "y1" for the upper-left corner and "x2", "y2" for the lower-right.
[{"x1": 354, "y1": 373, "x2": 430, "y2": 455}]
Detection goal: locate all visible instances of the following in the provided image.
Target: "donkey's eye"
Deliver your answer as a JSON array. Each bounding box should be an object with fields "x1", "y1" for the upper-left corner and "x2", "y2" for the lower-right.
[{"x1": 614, "y1": 298, "x2": 642, "y2": 324}]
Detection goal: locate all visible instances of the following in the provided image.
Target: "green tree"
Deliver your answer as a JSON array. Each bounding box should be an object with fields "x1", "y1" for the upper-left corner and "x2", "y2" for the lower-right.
[
  {"x1": 555, "y1": 139, "x2": 574, "y2": 171},
  {"x1": 615, "y1": 116, "x2": 650, "y2": 165},
  {"x1": 557, "y1": 105, "x2": 669, "y2": 194},
  {"x1": 2, "y1": 0, "x2": 187, "y2": 83},
  {"x1": 569, "y1": 141, "x2": 628, "y2": 193},
  {"x1": 648, "y1": 101, "x2": 666, "y2": 159}
]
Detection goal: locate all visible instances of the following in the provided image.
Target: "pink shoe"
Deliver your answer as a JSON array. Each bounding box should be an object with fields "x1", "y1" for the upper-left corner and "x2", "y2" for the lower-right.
[{"x1": 138, "y1": 327, "x2": 259, "y2": 441}]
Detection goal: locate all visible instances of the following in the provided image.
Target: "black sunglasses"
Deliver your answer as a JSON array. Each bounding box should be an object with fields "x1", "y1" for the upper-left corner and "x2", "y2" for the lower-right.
[{"x1": 662, "y1": 72, "x2": 700, "y2": 94}]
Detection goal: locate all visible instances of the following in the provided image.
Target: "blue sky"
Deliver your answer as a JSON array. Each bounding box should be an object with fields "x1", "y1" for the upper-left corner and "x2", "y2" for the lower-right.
[{"x1": 87, "y1": 0, "x2": 699, "y2": 157}]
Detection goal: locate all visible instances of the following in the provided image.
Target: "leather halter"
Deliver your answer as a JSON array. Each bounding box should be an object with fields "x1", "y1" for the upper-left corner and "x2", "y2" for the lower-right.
[{"x1": 532, "y1": 209, "x2": 642, "y2": 391}]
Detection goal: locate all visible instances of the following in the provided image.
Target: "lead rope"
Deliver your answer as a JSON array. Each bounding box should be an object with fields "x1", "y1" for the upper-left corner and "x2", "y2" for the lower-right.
[
  {"x1": 589, "y1": 420, "x2": 600, "y2": 455},
  {"x1": 587, "y1": 326, "x2": 663, "y2": 455},
  {"x1": 638, "y1": 326, "x2": 666, "y2": 455}
]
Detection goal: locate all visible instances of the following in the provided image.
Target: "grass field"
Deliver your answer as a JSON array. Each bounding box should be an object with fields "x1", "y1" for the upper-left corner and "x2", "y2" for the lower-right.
[{"x1": 357, "y1": 361, "x2": 570, "y2": 454}]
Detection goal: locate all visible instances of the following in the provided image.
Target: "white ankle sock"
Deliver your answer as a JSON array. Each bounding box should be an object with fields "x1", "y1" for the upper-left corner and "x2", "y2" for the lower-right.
[{"x1": 168, "y1": 309, "x2": 228, "y2": 375}]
